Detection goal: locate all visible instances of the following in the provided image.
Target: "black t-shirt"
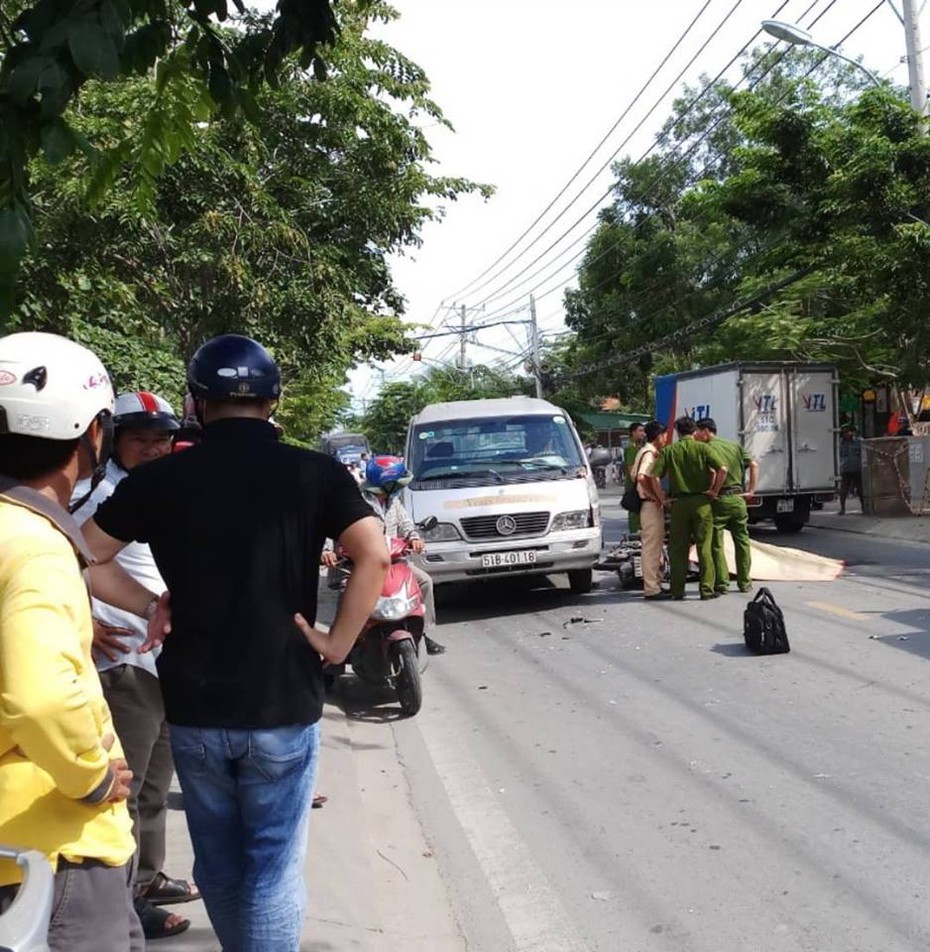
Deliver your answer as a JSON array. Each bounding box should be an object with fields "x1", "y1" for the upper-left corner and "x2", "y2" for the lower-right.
[{"x1": 93, "y1": 418, "x2": 373, "y2": 729}]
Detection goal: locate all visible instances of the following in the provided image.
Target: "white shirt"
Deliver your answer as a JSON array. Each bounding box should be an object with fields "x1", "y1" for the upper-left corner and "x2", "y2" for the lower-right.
[{"x1": 72, "y1": 458, "x2": 166, "y2": 677}]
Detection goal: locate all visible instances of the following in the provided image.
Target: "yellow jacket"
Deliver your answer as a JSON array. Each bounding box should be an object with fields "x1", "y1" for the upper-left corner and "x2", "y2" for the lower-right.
[{"x1": 0, "y1": 495, "x2": 134, "y2": 885}]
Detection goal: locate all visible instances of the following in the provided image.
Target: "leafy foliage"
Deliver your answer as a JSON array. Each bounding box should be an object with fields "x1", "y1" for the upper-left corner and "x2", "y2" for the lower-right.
[
  {"x1": 6, "y1": 2, "x2": 491, "y2": 443},
  {"x1": 357, "y1": 364, "x2": 531, "y2": 452},
  {"x1": 0, "y1": 0, "x2": 340, "y2": 313},
  {"x1": 562, "y1": 46, "x2": 930, "y2": 405}
]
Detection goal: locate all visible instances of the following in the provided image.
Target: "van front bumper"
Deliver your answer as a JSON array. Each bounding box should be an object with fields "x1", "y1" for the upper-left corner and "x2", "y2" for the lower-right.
[{"x1": 417, "y1": 529, "x2": 602, "y2": 585}]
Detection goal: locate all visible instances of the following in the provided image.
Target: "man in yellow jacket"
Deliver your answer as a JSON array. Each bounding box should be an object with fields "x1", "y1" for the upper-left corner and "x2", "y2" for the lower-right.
[{"x1": 0, "y1": 332, "x2": 142, "y2": 950}]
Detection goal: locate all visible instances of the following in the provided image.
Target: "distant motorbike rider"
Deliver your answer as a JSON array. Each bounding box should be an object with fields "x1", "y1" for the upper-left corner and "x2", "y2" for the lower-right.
[{"x1": 324, "y1": 457, "x2": 445, "y2": 655}]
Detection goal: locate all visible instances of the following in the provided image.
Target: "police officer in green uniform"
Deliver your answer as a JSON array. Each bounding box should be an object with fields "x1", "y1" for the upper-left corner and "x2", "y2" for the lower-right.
[
  {"x1": 695, "y1": 418, "x2": 758, "y2": 594},
  {"x1": 649, "y1": 416, "x2": 727, "y2": 600},
  {"x1": 623, "y1": 423, "x2": 645, "y2": 534}
]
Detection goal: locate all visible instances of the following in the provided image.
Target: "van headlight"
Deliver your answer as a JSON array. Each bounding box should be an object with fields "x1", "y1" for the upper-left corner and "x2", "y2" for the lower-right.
[
  {"x1": 372, "y1": 593, "x2": 416, "y2": 622},
  {"x1": 421, "y1": 522, "x2": 462, "y2": 542},
  {"x1": 550, "y1": 509, "x2": 592, "y2": 531}
]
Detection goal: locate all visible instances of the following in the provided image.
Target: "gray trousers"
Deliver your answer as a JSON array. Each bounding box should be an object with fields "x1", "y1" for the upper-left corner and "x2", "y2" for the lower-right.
[
  {"x1": 0, "y1": 859, "x2": 143, "y2": 952},
  {"x1": 98, "y1": 665, "x2": 174, "y2": 888},
  {"x1": 411, "y1": 563, "x2": 437, "y2": 628}
]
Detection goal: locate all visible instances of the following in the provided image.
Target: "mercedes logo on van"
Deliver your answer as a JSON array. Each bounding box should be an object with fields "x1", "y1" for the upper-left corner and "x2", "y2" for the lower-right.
[{"x1": 496, "y1": 515, "x2": 518, "y2": 536}]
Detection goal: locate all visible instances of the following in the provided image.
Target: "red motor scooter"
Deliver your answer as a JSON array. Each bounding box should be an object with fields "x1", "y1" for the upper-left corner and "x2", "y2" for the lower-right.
[{"x1": 326, "y1": 525, "x2": 434, "y2": 716}]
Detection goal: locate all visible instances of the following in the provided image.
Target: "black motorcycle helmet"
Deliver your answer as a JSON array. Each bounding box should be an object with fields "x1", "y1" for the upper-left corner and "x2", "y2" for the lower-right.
[{"x1": 187, "y1": 334, "x2": 281, "y2": 401}]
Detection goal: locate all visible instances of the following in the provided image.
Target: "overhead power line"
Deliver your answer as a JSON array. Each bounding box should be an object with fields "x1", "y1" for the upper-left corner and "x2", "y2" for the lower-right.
[
  {"x1": 459, "y1": 0, "x2": 754, "y2": 310},
  {"x1": 443, "y1": 0, "x2": 719, "y2": 305},
  {"x1": 464, "y1": 0, "x2": 828, "y2": 317},
  {"x1": 472, "y1": 0, "x2": 882, "y2": 325},
  {"x1": 365, "y1": 0, "x2": 873, "y2": 394},
  {"x1": 461, "y1": 0, "x2": 847, "y2": 320},
  {"x1": 560, "y1": 267, "x2": 812, "y2": 380},
  {"x1": 397, "y1": 0, "x2": 825, "y2": 387}
]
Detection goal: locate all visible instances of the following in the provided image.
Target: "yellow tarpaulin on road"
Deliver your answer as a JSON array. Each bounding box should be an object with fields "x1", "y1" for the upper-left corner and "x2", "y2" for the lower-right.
[{"x1": 690, "y1": 535, "x2": 844, "y2": 582}]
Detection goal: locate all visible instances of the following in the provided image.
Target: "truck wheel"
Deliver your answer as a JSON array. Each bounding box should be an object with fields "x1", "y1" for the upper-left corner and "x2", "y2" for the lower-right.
[
  {"x1": 393, "y1": 639, "x2": 422, "y2": 716},
  {"x1": 568, "y1": 568, "x2": 593, "y2": 594},
  {"x1": 774, "y1": 511, "x2": 807, "y2": 533}
]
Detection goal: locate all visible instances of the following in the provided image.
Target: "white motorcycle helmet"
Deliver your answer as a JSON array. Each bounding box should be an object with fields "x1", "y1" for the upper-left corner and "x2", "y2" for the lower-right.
[
  {"x1": 0, "y1": 332, "x2": 115, "y2": 510},
  {"x1": 0, "y1": 332, "x2": 114, "y2": 438}
]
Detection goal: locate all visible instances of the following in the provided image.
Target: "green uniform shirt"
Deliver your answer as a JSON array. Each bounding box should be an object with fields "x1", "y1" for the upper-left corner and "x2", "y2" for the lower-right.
[
  {"x1": 653, "y1": 436, "x2": 726, "y2": 496},
  {"x1": 710, "y1": 437, "x2": 751, "y2": 490},
  {"x1": 623, "y1": 442, "x2": 640, "y2": 486}
]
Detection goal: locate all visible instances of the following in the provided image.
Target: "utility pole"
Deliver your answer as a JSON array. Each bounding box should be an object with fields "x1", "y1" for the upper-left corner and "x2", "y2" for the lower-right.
[
  {"x1": 902, "y1": 0, "x2": 927, "y2": 119},
  {"x1": 528, "y1": 293, "x2": 543, "y2": 399},
  {"x1": 459, "y1": 303, "x2": 467, "y2": 371}
]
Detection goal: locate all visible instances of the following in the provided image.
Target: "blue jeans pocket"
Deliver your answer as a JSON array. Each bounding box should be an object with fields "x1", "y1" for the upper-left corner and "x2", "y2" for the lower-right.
[
  {"x1": 247, "y1": 725, "x2": 316, "y2": 783},
  {"x1": 169, "y1": 725, "x2": 206, "y2": 763}
]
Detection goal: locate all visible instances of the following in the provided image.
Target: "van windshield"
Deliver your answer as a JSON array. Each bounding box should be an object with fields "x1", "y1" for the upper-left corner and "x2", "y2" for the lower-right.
[{"x1": 409, "y1": 414, "x2": 585, "y2": 486}]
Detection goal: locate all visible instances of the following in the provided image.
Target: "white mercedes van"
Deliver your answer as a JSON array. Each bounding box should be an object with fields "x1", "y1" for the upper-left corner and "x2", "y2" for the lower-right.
[{"x1": 403, "y1": 397, "x2": 602, "y2": 593}]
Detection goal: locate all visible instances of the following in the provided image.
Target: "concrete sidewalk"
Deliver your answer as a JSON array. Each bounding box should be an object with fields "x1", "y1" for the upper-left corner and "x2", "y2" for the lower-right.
[
  {"x1": 602, "y1": 481, "x2": 930, "y2": 546},
  {"x1": 154, "y1": 576, "x2": 461, "y2": 951},
  {"x1": 807, "y1": 501, "x2": 930, "y2": 546},
  {"x1": 157, "y1": 695, "x2": 462, "y2": 952}
]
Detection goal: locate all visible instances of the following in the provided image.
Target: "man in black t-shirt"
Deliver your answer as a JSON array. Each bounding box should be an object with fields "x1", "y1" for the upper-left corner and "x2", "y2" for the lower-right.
[{"x1": 82, "y1": 335, "x2": 388, "y2": 951}]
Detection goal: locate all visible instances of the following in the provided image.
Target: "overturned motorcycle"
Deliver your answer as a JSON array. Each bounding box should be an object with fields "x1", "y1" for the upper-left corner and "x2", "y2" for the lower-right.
[{"x1": 598, "y1": 532, "x2": 697, "y2": 590}]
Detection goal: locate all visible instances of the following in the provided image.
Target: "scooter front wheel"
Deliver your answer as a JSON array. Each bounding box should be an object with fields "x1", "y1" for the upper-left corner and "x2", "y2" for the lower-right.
[{"x1": 392, "y1": 638, "x2": 423, "y2": 717}]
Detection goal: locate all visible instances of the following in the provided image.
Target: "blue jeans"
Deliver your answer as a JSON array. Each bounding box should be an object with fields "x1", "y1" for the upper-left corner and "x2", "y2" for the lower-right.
[{"x1": 169, "y1": 721, "x2": 321, "y2": 952}]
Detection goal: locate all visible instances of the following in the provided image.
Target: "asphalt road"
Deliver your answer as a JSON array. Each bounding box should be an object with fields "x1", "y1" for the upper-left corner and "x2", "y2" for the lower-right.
[{"x1": 344, "y1": 501, "x2": 930, "y2": 952}]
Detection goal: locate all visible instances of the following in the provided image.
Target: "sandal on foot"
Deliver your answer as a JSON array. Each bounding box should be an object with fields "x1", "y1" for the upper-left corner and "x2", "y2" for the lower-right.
[
  {"x1": 138, "y1": 871, "x2": 201, "y2": 906},
  {"x1": 312, "y1": 794, "x2": 328, "y2": 808},
  {"x1": 134, "y1": 898, "x2": 190, "y2": 939}
]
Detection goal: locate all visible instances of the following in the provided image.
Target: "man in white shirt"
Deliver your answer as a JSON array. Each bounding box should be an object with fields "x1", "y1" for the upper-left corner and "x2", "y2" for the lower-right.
[{"x1": 72, "y1": 392, "x2": 200, "y2": 940}]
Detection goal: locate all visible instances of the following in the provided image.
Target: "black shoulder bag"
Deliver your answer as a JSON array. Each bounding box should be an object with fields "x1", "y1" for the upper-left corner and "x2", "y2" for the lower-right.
[{"x1": 743, "y1": 587, "x2": 790, "y2": 655}]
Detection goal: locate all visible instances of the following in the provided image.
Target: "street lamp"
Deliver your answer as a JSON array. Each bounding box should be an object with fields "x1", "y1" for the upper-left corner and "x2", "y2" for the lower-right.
[{"x1": 761, "y1": 19, "x2": 882, "y2": 87}]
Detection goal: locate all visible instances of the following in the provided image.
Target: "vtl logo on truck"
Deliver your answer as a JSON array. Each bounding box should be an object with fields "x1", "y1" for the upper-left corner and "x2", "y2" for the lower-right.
[
  {"x1": 685, "y1": 405, "x2": 711, "y2": 420},
  {"x1": 802, "y1": 392, "x2": 827, "y2": 412},
  {"x1": 753, "y1": 394, "x2": 778, "y2": 413}
]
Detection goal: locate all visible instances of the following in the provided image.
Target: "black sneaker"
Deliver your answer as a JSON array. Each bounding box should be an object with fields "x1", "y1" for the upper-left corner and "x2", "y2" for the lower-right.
[
  {"x1": 644, "y1": 592, "x2": 671, "y2": 601},
  {"x1": 425, "y1": 636, "x2": 446, "y2": 655}
]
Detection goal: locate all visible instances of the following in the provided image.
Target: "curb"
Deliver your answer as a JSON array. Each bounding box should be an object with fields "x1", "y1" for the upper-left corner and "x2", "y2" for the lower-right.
[{"x1": 807, "y1": 515, "x2": 930, "y2": 547}]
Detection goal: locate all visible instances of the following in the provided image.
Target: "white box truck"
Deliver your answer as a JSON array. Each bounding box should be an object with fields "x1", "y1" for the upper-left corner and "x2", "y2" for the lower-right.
[{"x1": 654, "y1": 362, "x2": 839, "y2": 532}]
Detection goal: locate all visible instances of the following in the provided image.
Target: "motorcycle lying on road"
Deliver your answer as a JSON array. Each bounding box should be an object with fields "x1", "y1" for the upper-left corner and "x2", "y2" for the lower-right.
[{"x1": 325, "y1": 518, "x2": 437, "y2": 716}]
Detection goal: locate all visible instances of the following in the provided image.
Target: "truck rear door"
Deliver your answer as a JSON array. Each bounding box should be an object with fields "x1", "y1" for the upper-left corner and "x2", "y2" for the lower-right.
[
  {"x1": 740, "y1": 369, "x2": 790, "y2": 493},
  {"x1": 789, "y1": 367, "x2": 838, "y2": 492}
]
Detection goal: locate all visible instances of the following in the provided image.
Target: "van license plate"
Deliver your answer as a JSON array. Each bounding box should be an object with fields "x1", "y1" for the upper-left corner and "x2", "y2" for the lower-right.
[
  {"x1": 481, "y1": 551, "x2": 537, "y2": 568},
  {"x1": 776, "y1": 498, "x2": 794, "y2": 513}
]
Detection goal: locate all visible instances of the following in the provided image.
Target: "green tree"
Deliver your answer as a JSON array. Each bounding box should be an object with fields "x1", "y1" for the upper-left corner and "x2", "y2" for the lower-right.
[
  {"x1": 9, "y1": 2, "x2": 491, "y2": 442},
  {"x1": 564, "y1": 45, "x2": 926, "y2": 402},
  {"x1": 360, "y1": 363, "x2": 530, "y2": 451},
  {"x1": 0, "y1": 0, "x2": 339, "y2": 312}
]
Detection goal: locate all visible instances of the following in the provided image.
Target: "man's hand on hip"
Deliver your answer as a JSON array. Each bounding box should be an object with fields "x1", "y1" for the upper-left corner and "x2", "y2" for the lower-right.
[{"x1": 92, "y1": 619, "x2": 133, "y2": 663}]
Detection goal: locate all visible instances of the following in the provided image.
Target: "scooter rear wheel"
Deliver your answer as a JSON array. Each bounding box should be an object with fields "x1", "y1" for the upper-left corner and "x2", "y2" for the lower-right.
[{"x1": 393, "y1": 638, "x2": 423, "y2": 716}]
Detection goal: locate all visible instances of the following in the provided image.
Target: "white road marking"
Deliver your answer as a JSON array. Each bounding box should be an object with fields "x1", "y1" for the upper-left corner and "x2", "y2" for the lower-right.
[{"x1": 418, "y1": 715, "x2": 590, "y2": 952}]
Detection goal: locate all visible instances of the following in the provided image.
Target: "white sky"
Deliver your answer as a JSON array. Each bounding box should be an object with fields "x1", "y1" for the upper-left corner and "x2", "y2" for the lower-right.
[{"x1": 273, "y1": 0, "x2": 921, "y2": 408}]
